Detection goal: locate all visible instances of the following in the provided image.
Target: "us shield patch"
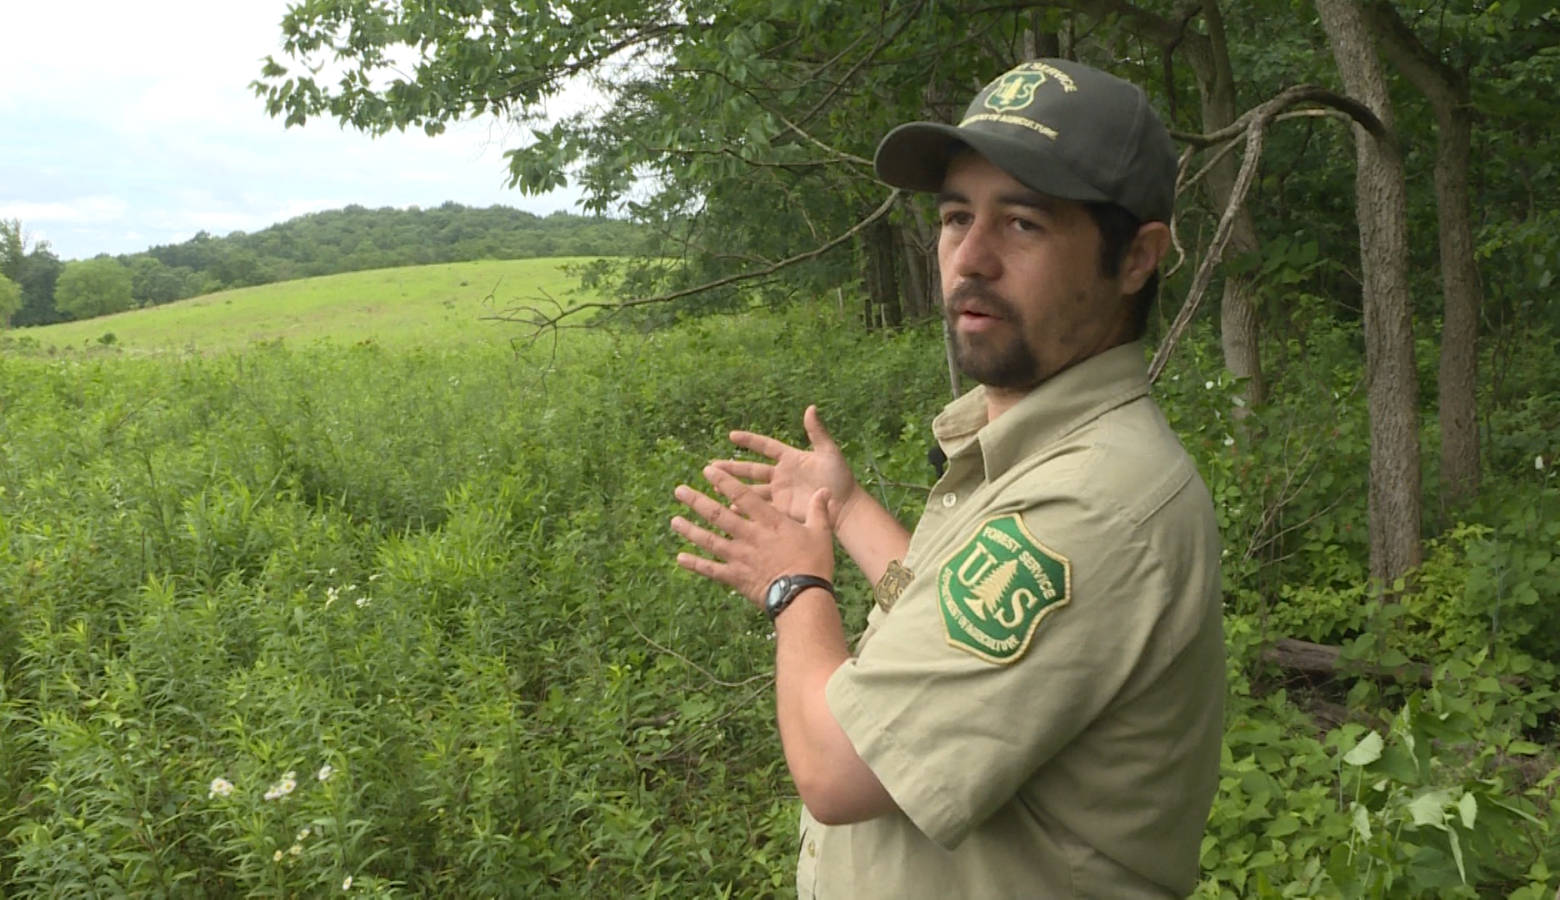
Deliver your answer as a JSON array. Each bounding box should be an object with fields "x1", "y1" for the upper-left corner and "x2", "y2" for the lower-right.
[{"x1": 938, "y1": 514, "x2": 1070, "y2": 664}]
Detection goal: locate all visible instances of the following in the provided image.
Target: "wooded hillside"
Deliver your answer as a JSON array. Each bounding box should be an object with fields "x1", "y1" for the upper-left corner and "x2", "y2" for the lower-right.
[{"x1": 0, "y1": 204, "x2": 646, "y2": 326}]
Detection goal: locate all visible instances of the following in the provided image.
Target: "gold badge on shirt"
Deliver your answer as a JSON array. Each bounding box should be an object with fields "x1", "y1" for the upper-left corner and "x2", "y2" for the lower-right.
[
  {"x1": 873, "y1": 560, "x2": 915, "y2": 612},
  {"x1": 937, "y1": 513, "x2": 1071, "y2": 664}
]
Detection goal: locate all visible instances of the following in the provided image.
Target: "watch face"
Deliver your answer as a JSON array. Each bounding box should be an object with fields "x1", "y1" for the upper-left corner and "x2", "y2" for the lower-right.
[{"x1": 765, "y1": 576, "x2": 791, "y2": 611}]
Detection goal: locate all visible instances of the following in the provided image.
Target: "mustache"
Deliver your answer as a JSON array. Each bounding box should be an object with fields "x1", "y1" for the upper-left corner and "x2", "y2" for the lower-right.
[{"x1": 946, "y1": 283, "x2": 1018, "y2": 320}]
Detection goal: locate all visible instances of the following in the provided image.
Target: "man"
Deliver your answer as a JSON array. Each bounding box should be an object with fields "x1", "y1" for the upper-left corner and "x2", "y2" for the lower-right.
[{"x1": 671, "y1": 58, "x2": 1224, "y2": 898}]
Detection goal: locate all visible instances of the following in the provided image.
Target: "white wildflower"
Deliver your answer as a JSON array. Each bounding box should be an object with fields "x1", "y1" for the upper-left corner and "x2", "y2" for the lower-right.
[
  {"x1": 207, "y1": 777, "x2": 234, "y2": 799},
  {"x1": 355, "y1": 596, "x2": 371, "y2": 609},
  {"x1": 328, "y1": 567, "x2": 337, "y2": 575},
  {"x1": 273, "y1": 849, "x2": 284, "y2": 862},
  {"x1": 325, "y1": 585, "x2": 340, "y2": 608},
  {"x1": 1223, "y1": 435, "x2": 1236, "y2": 447},
  {"x1": 368, "y1": 573, "x2": 381, "y2": 582},
  {"x1": 296, "y1": 827, "x2": 311, "y2": 841},
  {"x1": 263, "y1": 771, "x2": 297, "y2": 801},
  {"x1": 289, "y1": 843, "x2": 303, "y2": 856},
  {"x1": 317, "y1": 764, "x2": 334, "y2": 782},
  {"x1": 1537, "y1": 455, "x2": 1546, "y2": 472},
  {"x1": 343, "y1": 876, "x2": 353, "y2": 890},
  {"x1": 1204, "y1": 380, "x2": 1215, "y2": 390}
]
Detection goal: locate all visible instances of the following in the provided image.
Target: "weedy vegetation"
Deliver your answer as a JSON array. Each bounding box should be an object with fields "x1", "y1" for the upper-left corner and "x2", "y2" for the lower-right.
[{"x1": 1, "y1": 289, "x2": 1557, "y2": 896}]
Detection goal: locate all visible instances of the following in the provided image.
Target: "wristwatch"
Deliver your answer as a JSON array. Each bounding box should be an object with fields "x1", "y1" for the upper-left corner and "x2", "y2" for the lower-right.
[{"x1": 763, "y1": 574, "x2": 835, "y2": 621}]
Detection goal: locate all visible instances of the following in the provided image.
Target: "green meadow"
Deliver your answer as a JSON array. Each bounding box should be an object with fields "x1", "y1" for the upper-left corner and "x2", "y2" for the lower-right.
[
  {"x1": 15, "y1": 258, "x2": 599, "y2": 353},
  {"x1": 2, "y1": 261, "x2": 1557, "y2": 896}
]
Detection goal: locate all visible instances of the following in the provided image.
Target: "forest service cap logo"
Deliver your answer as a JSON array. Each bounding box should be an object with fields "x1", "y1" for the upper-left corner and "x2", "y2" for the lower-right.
[
  {"x1": 983, "y1": 70, "x2": 1047, "y2": 112},
  {"x1": 977, "y1": 62, "x2": 1079, "y2": 113},
  {"x1": 938, "y1": 514, "x2": 1070, "y2": 664}
]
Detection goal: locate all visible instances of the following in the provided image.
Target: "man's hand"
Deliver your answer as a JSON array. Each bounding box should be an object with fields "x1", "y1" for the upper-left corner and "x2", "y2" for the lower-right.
[
  {"x1": 671, "y1": 464, "x2": 835, "y2": 608},
  {"x1": 713, "y1": 405, "x2": 862, "y2": 529}
]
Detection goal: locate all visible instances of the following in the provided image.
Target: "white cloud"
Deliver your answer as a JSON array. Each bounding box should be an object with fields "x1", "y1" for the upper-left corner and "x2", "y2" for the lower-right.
[
  {"x1": 0, "y1": 196, "x2": 129, "y2": 224},
  {"x1": 0, "y1": 0, "x2": 599, "y2": 260}
]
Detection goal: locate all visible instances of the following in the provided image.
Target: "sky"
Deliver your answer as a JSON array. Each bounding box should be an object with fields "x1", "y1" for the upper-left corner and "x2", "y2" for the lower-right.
[{"x1": 0, "y1": 1, "x2": 590, "y2": 262}]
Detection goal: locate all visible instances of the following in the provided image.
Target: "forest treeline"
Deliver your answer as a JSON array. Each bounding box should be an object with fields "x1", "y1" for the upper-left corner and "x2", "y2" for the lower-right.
[{"x1": 0, "y1": 204, "x2": 645, "y2": 327}]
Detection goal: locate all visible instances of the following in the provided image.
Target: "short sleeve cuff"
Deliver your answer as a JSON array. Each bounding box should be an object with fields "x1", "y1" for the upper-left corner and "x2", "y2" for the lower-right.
[{"x1": 825, "y1": 660, "x2": 971, "y2": 849}]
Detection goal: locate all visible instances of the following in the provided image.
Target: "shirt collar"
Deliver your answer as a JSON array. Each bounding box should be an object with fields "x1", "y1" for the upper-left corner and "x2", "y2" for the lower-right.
[{"x1": 932, "y1": 341, "x2": 1151, "y2": 482}]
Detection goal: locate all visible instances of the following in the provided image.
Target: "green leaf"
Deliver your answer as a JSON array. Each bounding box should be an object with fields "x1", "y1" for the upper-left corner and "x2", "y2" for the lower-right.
[
  {"x1": 1448, "y1": 827, "x2": 1466, "y2": 884},
  {"x1": 1269, "y1": 815, "x2": 1300, "y2": 837},
  {"x1": 1343, "y1": 730, "x2": 1383, "y2": 766},
  {"x1": 1407, "y1": 789, "x2": 1450, "y2": 828},
  {"x1": 1457, "y1": 792, "x2": 1477, "y2": 829},
  {"x1": 1351, "y1": 802, "x2": 1372, "y2": 840},
  {"x1": 1508, "y1": 740, "x2": 1543, "y2": 755}
]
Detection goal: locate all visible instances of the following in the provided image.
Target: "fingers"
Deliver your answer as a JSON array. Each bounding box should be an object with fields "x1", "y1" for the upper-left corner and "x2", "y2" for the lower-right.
[
  {"x1": 803, "y1": 405, "x2": 839, "y2": 453},
  {"x1": 674, "y1": 550, "x2": 738, "y2": 588},
  {"x1": 728, "y1": 429, "x2": 794, "y2": 462},
  {"x1": 673, "y1": 482, "x2": 752, "y2": 537},
  {"x1": 669, "y1": 514, "x2": 735, "y2": 559},
  {"x1": 709, "y1": 459, "x2": 775, "y2": 484},
  {"x1": 701, "y1": 465, "x2": 779, "y2": 524}
]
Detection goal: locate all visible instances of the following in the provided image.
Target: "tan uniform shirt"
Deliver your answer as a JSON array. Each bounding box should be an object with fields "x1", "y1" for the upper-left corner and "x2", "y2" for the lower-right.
[{"x1": 799, "y1": 342, "x2": 1223, "y2": 899}]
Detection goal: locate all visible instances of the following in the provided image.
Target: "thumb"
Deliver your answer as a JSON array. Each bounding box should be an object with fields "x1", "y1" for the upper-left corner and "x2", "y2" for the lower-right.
[
  {"x1": 803, "y1": 404, "x2": 838, "y2": 452},
  {"x1": 805, "y1": 487, "x2": 833, "y2": 530}
]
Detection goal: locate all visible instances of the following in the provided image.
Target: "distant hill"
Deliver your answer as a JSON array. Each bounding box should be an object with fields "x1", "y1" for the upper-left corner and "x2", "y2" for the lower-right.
[
  {"x1": 4, "y1": 204, "x2": 647, "y2": 328},
  {"x1": 127, "y1": 202, "x2": 645, "y2": 300},
  {"x1": 11, "y1": 258, "x2": 603, "y2": 354}
]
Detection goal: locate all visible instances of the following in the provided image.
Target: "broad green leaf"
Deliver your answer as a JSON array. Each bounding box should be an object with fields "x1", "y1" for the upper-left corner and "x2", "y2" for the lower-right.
[
  {"x1": 1343, "y1": 730, "x2": 1383, "y2": 766},
  {"x1": 1268, "y1": 815, "x2": 1300, "y2": 837},
  {"x1": 1508, "y1": 740, "x2": 1543, "y2": 755},
  {"x1": 1458, "y1": 792, "x2": 1477, "y2": 829},
  {"x1": 1407, "y1": 789, "x2": 1450, "y2": 828},
  {"x1": 1351, "y1": 802, "x2": 1371, "y2": 840}
]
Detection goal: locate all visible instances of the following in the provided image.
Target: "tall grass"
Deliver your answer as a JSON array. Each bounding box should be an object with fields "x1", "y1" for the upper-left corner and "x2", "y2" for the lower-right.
[{"x1": 2, "y1": 301, "x2": 1556, "y2": 896}]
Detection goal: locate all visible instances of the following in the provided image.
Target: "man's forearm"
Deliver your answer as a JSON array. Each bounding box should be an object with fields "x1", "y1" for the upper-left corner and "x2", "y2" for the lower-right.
[
  {"x1": 834, "y1": 490, "x2": 911, "y2": 584},
  {"x1": 773, "y1": 588, "x2": 897, "y2": 825}
]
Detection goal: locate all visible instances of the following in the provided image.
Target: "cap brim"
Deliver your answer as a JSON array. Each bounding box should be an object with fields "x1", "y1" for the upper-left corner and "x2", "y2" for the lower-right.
[{"x1": 874, "y1": 121, "x2": 1110, "y2": 205}]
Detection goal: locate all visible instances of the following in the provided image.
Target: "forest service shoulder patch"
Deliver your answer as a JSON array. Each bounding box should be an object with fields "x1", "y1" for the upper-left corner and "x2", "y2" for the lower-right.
[{"x1": 938, "y1": 514, "x2": 1071, "y2": 664}]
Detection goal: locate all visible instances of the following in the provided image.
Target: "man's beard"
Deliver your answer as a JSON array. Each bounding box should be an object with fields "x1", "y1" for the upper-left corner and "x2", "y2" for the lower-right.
[{"x1": 945, "y1": 283, "x2": 1041, "y2": 390}]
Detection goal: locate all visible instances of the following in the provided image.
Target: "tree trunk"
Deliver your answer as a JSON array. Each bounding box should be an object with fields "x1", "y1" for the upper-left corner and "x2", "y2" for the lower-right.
[
  {"x1": 1316, "y1": 0, "x2": 1423, "y2": 585},
  {"x1": 1065, "y1": 0, "x2": 1265, "y2": 408},
  {"x1": 1367, "y1": 1, "x2": 1482, "y2": 509},
  {"x1": 1195, "y1": 0, "x2": 1265, "y2": 409},
  {"x1": 897, "y1": 225, "x2": 931, "y2": 321},
  {"x1": 869, "y1": 218, "x2": 903, "y2": 328}
]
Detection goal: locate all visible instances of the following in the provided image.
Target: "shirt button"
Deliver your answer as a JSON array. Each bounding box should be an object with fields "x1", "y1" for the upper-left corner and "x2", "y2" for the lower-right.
[
  {"x1": 808, "y1": 841, "x2": 817, "y2": 857},
  {"x1": 942, "y1": 492, "x2": 957, "y2": 508}
]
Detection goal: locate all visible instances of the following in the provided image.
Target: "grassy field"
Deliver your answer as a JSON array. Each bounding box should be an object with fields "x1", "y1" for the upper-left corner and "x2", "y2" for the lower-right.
[
  {"x1": 13, "y1": 258, "x2": 601, "y2": 353},
  {"x1": 2, "y1": 272, "x2": 1557, "y2": 896}
]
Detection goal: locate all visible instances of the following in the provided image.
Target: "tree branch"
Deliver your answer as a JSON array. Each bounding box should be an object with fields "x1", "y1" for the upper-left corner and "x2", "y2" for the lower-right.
[
  {"x1": 481, "y1": 190, "x2": 902, "y2": 337},
  {"x1": 1150, "y1": 85, "x2": 1390, "y2": 382}
]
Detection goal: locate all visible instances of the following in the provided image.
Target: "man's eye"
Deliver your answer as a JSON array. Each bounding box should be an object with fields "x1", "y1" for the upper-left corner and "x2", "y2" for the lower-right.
[
  {"x1": 940, "y1": 210, "x2": 972, "y2": 227},
  {"x1": 1012, "y1": 217, "x2": 1041, "y2": 232}
]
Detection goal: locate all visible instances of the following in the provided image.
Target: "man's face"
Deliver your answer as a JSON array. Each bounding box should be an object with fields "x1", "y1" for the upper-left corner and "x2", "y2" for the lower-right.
[{"x1": 937, "y1": 152, "x2": 1133, "y2": 393}]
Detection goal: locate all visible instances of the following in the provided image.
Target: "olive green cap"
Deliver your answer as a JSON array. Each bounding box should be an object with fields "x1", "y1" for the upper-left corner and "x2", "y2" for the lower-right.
[{"x1": 874, "y1": 59, "x2": 1177, "y2": 223}]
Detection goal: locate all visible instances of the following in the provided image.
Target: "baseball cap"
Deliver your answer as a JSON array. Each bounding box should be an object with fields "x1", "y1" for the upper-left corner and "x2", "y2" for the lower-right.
[{"x1": 874, "y1": 59, "x2": 1177, "y2": 223}]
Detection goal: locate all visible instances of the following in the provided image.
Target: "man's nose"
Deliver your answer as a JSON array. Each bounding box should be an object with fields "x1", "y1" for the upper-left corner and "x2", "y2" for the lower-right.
[{"x1": 948, "y1": 218, "x2": 1001, "y2": 281}]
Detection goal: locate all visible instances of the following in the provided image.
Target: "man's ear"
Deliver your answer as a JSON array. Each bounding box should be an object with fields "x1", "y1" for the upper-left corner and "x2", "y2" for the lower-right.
[{"x1": 1121, "y1": 221, "x2": 1171, "y2": 295}]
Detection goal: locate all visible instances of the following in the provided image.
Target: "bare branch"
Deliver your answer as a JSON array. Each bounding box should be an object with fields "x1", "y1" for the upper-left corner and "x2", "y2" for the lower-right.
[
  {"x1": 1150, "y1": 85, "x2": 1391, "y2": 381},
  {"x1": 482, "y1": 191, "x2": 903, "y2": 338}
]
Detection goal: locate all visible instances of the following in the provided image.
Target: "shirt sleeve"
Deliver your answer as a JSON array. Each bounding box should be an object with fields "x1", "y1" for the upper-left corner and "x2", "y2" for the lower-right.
[{"x1": 825, "y1": 490, "x2": 1177, "y2": 849}]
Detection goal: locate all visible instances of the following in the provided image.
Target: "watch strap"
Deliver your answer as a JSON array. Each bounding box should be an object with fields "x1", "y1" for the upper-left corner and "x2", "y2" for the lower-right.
[{"x1": 765, "y1": 574, "x2": 835, "y2": 621}]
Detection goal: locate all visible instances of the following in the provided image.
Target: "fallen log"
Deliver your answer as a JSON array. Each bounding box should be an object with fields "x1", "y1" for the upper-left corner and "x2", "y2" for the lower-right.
[{"x1": 1261, "y1": 637, "x2": 1433, "y2": 687}]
